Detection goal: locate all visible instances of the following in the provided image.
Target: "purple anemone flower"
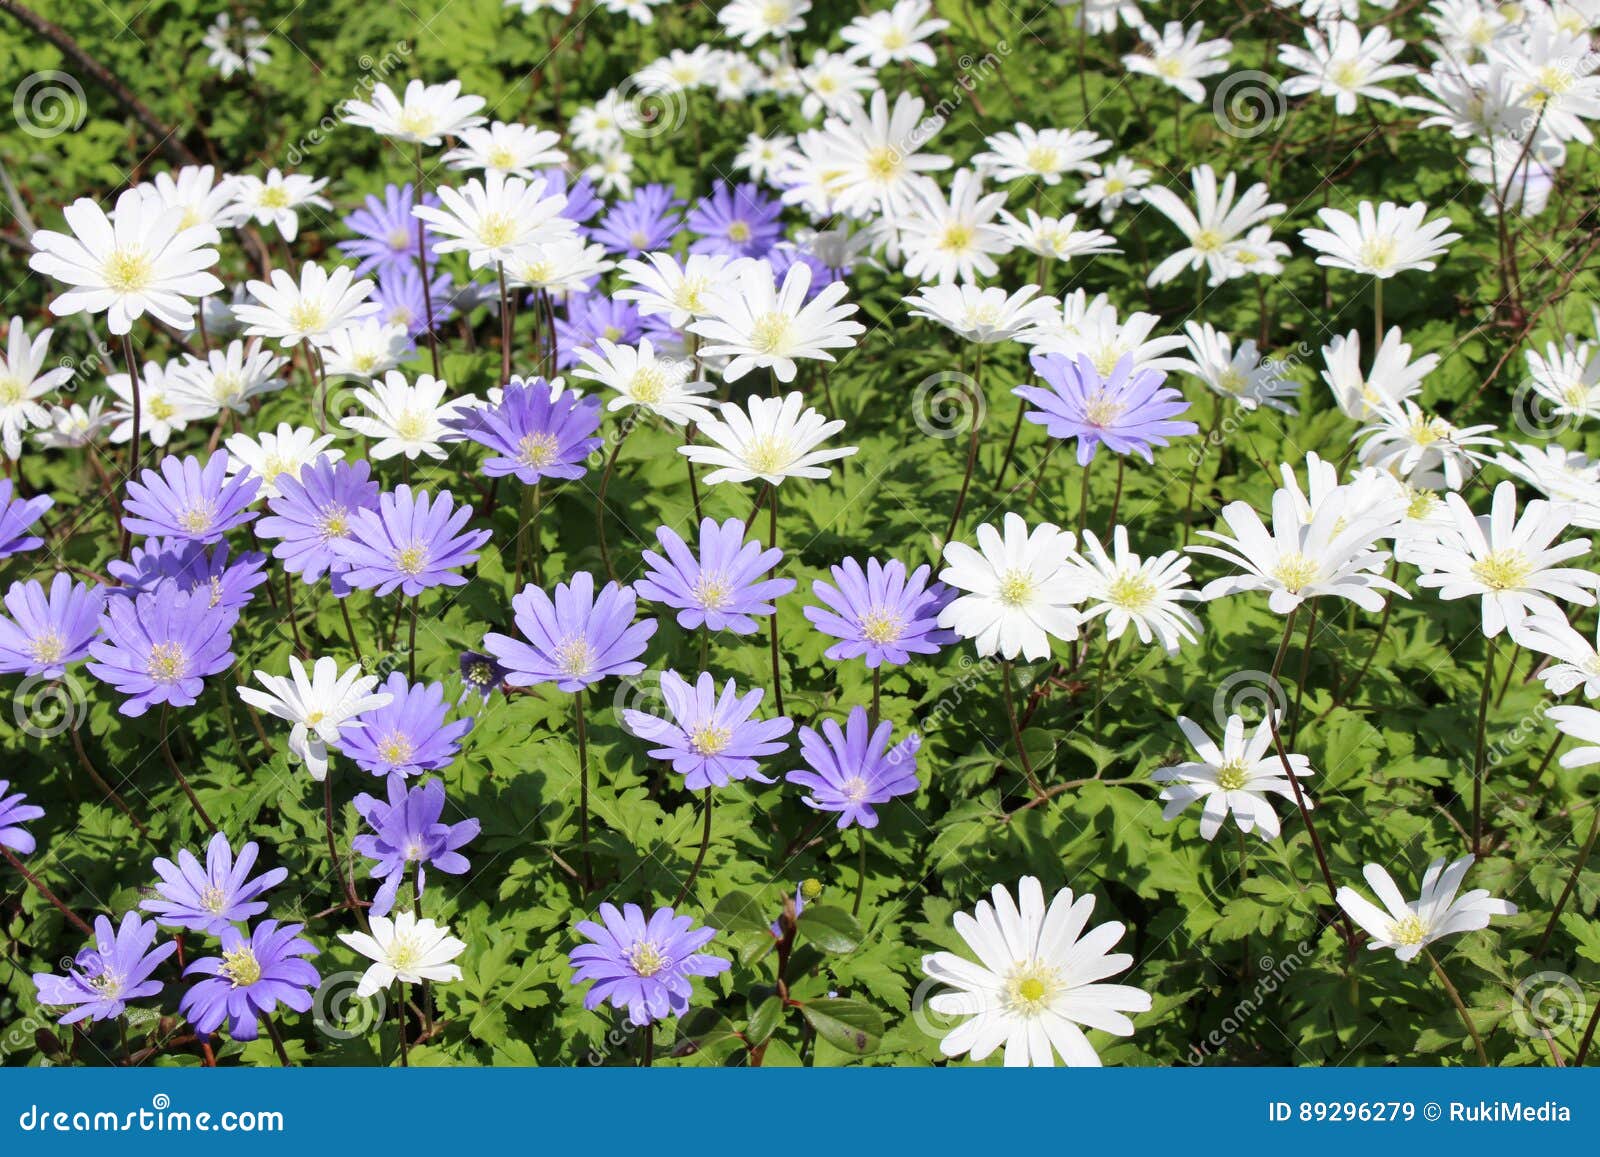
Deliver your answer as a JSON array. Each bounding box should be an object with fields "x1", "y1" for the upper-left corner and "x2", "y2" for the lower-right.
[
  {"x1": 373, "y1": 265, "x2": 456, "y2": 338},
  {"x1": 122, "y1": 453, "x2": 260, "y2": 543},
  {"x1": 803, "y1": 557, "x2": 956, "y2": 668},
  {"x1": 483, "y1": 571, "x2": 656, "y2": 692},
  {"x1": 555, "y1": 293, "x2": 643, "y2": 370},
  {"x1": 620, "y1": 670, "x2": 792, "y2": 790},
  {"x1": 687, "y1": 181, "x2": 783, "y2": 259},
  {"x1": 633, "y1": 517, "x2": 795, "y2": 635},
  {"x1": 108, "y1": 538, "x2": 269, "y2": 612},
  {"x1": 591, "y1": 184, "x2": 683, "y2": 257},
  {"x1": 339, "y1": 182, "x2": 439, "y2": 276},
  {"x1": 341, "y1": 671, "x2": 474, "y2": 778},
  {"x1": 86, "y1": 586, "x2": 237, "y2": 717},
  {"x1": 786, "y1": 707, "x2": 921, "y2": 829},
  {"x1": 1017, "y1": 352, "x2": 1198, "y2": 465},
  {"x1": 140, "y1": 831, "x2": 288, "y2": 935},
  {"x1": 180, "y1": 920, "x2": 319, "y2": 1041},
  {"x1": 568, "y1": 902, "x2": 730, "y2": 1026},
  {"x1": 256, "y1": 457, "x2": 381, "y2": 596},
  {"x1": 333, "y1": 485, "x2": 491, "y2": 597},
  {"x1": 446, "y1": 378, "x2": 603, "y2": 485},
  {"x1": 352, "y1": 777, "x2": 479, "y2": 918},
  {"x1": 459, "y1": 650, "x2": 507, "y2": 704},
  {"x1": 0, "y1": 574, "x2": 103, "y2": 678},
  {"x1": 0, "y1": 479, "x2": 50, "y2": 559},
  {"x1": 0, "y1": 780, "x2": 44, "y2": 854},
  {"x1": 33, "y1": 913, "x2": 176, "y2": 1025}
]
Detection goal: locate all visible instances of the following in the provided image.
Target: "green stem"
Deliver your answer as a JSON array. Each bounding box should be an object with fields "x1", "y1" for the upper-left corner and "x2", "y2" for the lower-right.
[
  {"x1": 1427, "y1": 949, "x2": 1488, "y2": 1066},
  {"x1": 1472, "y1": 636, "x2": 1496, "y2": 856}
]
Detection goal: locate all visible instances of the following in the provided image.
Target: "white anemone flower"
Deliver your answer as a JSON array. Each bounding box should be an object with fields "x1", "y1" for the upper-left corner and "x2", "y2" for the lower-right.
[
  {"x1": 1176, "y1": 322, "x2": 1298, "y2": 414},
  {"x1": 1152, "y1": 713, "x2": 1313, "y2": 841},
  {"x1": 221, "y1": 170, "x2": 330, "y2": 242},
  {"x1": 1512, "y1": 611, "x2": 1600, "y2": 698},
  {"x1": 1122, "y1": 20, "x2": 1233, "y2": 104},
  {"x1": 0, "y1": 316, "x2": 73, "y2": 459},
  {"x1": 1068, "y1": 527, "x2": 1202, "y2": 653},
  {"x1": 224, "y1": 422, "x2": 341, "y2": 499},
  {"x1": 937, "y1": 513, "x2": 1083, "y2": 660},
  {"x1": 1320, "y1": 327, "x2": 1436, "y2": 421},
  {"x1": 904, "y1": 283, "x2": 1058, "y2": 344},
  {"x1": 840, "y1": 0, "x2": 948, "y2": 68},
  {"x1": 236, "y1": 656, "x2": 392, "y2": 781},
  {"x1": 341, "y1": 371, "x2": 473, "y2": 461},
  {"x1": 235, "y1": 263, "x2": 379, "y2": 348},
  {"x1": 412, "y1": 171, "x2": 572, "y2": 272},
  {"x1": 1336, "y1": 856, "x2": 1515, "y2": 962},
  {"x1": 1279, "y1": 21, "x2": 1414, "y2": 116},
  {"x1": 1356, "y1": 400, "x2": 1500, "y2": 491},
  {"x1": 1300, "y1": 200, "x2": 1461, "y2": 278},
  {"x1": 1142, "y1": 165, "x2": 1284, "y2": 287},
  {"x1": 972, "y1": 125, "x2": 1111, "y2": 186},
  {"x1": 688, "y1": 260, "x2": 864, "y2": 383},
  {"x1": 921, "y1": 876, "x2": 1151, "y2": 1067},
  {"x1": 341, "y1": 79, "x2": 487, "y2": 145},
  {"x1": 572, "y1": 339, "x2": 714, "y2": 426},
  {"x1": 679, "y1": 391, "x2": 856, "y2": 486},
  {"x1": 442, "y1": 121, "x2": 566, "y2": 179},
  {"x1": 339, "y1": 912, "x2": 467, "y2": 997},
  {"x1": 615, "y1": 253, "x2": 735, "y2": 328}
]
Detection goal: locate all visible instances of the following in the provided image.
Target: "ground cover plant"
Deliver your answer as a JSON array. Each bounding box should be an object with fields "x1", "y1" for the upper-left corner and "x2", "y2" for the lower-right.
[{"x1": 2, "y1": 0, "x2": 1600, "y2": 1068}]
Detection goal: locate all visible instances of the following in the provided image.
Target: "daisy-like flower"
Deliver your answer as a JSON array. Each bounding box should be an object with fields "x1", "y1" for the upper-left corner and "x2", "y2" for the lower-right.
[
  {"x1": 87, "y1": 587, "x2": 237, "y2": 717},
  {"x1": 443, "y1": 121, "x2": 566, "y2": 179},
  {"x1": 689, "y1": 260, "x2": 863, "y2": 383},
  {"x1": 615, "y1": 252, "x2": 735, "y2": 329},
  {"x1": 106, "y1": 359, "x2": 208, "y2": 447},
  {"x1": 1321, "y1": 327, "x2": 1437, "y2": 421},
  {"x1": 1018, "y1": 353, "x2": 1196, "y2": 465},
  {"x1": 1356, "y1": 401, "x2": 1501, "y2": 491},
  {"x1": 236, "y1": 655, "x2": 392, "y2": 781},
  {"x1": 1070, "y1": 527, "x2": 1202, "y2": 653},
  {"x1": 717, "y1": 0, "x2": 810, "y2": 45},
  {"x1": 796, "y1": 49, "x2": 876, "y2": 120},
  {"x1": 340, "y1": 672, "x2": 474, "y2": 779},
  {"x1": 996, "y1": 210, "x2": 1119, "y2": 265},
  {"x1": 904, "y1": 283, "x2": 1058, "y2": 344},
  {"x1": 170, "y1": 338, "x2": 287, "y2": 416},
  {"x1": 592, "y1": 185, "x2": 684, "y2": 259},
  {"x1": 341, "y1": 371, "x2": 472, "y2": 462},
  {"x1": 0, "y1": 574, "x2": 102, "y2": 679},
  {"x1": 620, "y1": 670, "x2": 793, "y2": 789},
  {"x1": 122, "y1": 453, "x2": 259, "y2": 543},
  {"x1": 35, "y1": 397, "x2": 113, "y2": 451},
  {"x1": 180, "y1": 920, "x2": 318, "y2": 1041},
  {"x1": 0, "y1": 780, "x2": 44, "y2": 854},
  {"x1": 781, "y1": 90, "x2": 952, "y2": 221},
  {"x1": 972, "y1": 125, "x2": 1110, "y2": 186},
  {"x1": 840, "y1": 0, "x2": 947, "y2": 67},
  {"x1": 339, "y1": 183, "x2": 438, "y2": 277},
  {"x1": 235, "y1": 262, "x2": 379, "y2": 347},
  {"x1": 221, "y1": 170, "x2": 330, "y2": 242},
  {"x1": 1176, "y1": 322, "x2": 1298, "y2": 414},
  {"x1": 0, "y1": 480, "x2": 50, "y2": 560},
  {"x1": 256, "y1": 458, "x2": 380, "y2": 594},
  {"x1": 33, "y1": 914, "x2": 176, "y2": 1026},
  {"x1": 569, "y1": 903, "x2": 730, "y2": 1026},
  {"x1": 1143, "y1": 165, "x2": 1284, "y2": 288},
  {"x1": 1336, "y1": 856, "x2": 1514, "y2": 962},
  {"x1": 484, "y1": 571, "x2": 657, "y2": 692},
  {"x1": 686, "y1": 181, "x2": 783, "y2": 260},
  {"x1": 897, "y1": 170, "x2": 1014, "y2": 285},
  {"x1": 29, "y1": 189, "x2": 223, "y2": 335},
  {"x1": 224, "y1": 423, "x2": 339, "y2": 500},
  {"x1": 921, "y1": 876, "x2": 1151, "y2": 1067},
  {"x1": 1301, "y1": 201, "x2": 1461, "y2": 278},
  {"x1": 1075, "y1": 157, "x2": 1151, "y2": 222},
  {"x1": 342, "y1": 79, "x2": 486, "y2": 145},
  {"x1": 339, "y1": 912, "x2": 467, "y2": 998},
  {"x1": 938, "y1": 513, "x2": 1082, "y2": 660},
  {"x1": 734, "y1": 131, "x2": 796, "y2": 182},
  {"x1": 352, "y1": 777, "x2": 479, "y2": 918},
  {"x1": 0, "y1": 316, "x2": 72, "y2": 458},
  {"x1": 1496, "y1": 443, "x2": 1600, "y2": 529},
  {"x1": 503, "y1": 237, "x2": 615, "y2": 296},
  {"x1": 634, "y1": 517, "x2": 795, "y2": 634},
  {"x1": 1513, "y1": 611, "x2": 1600, "y2": 698},
  {"x1": 1122, "y1": 20, "x2": 1232, "y2": 103},
  {"x1": 1019, "y1": 292, "x2": 1186, "y2": 376},
  {"x1": 1549, "y1": 702, "x2": 1600, "y2": 769},
  {"x1": 1152, "y1": 713, "x2": 1313, "y2": 841},
  {"x1": 141, "y1": 831, "x2": 288, "y2": 935},
  {"x1": 136, "y1": 164, "x2": 238, "y2": 235},
  {"x1": 413, "y1": 171, "x2": 571, "y2": 271},
  {"x1": 573, "y1": 339, "x2": 713, "y2": 427},
  {"x1": 319, "y1": 319, "x2": 414, "y2": 381},
  {"x1": 1191, "y1": 488, "x2": 1407, "y2": 614},
  {"x1": 803, "y1": 557, "x2": 956, "y2": 668},
  {"x1": 202, "y1": 12, "x2": 271, "y2": 78},
  {"x1": 1523, "y1": 341, "x2": 1600, "y2": 422},
  {"x1": 107, "y1": 539, "x2": 269, "y2": 613},
  {"x1": 787, "y1": 707, "x2": 920, "y2": 829},
  {"x1": 1279, "y1": 21, "x2": 1414, "y2": 115},
  {"x1": 680, "y1": 392, "x2": 857, "y2": 486},
  {"x1": 446, "y1": 376, "x2": 602, "y2": 484},
  {"x1": 334, "y1": 485, "x2": 491, "y2": 597},
  {"x1": 1409, "y1": 480, "x2": 1599, "y2": 636}
]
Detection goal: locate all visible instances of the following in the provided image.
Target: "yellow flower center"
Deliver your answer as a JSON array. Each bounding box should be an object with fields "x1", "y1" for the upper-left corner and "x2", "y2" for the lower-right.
[
  {"x1": 1025, "y1": 145, "x2": 1061, "y2": 173},
  {"x1": 1155, "y1": 57, "x2": 1184, "y2": 79},
  {"x1": 688, "y1": 723, "x2": 733, "y2": 755},
  {"x1": 477, "y1": 212, "x2": 517, "y2": 249},
  {"x1": 378, "y1": 733, "x2": 416, "y2": 764},
  {"x1": 1356, "y1": 237, "x2": 1397, "y2": 271},
  {"x1": 487, "y1": 146, "x2": 518, "y2": 170},
  {"x1": 674, "y1": 279, "x2": 708, "y2": 313},
  {"x1": 1330, "y1": 60, "x2": 1366, "y2": 89},
  {"x1": 317, "y1": 503, "x2": 350, "y2": 540},
  {"x1": 1106, "y1": 571, "x2": 1157, "y2": 611},
  {"x1": 1471, "y1": 548, "x2": 1532, "y2": 591},
  {"x1": 393, "y1": 544, "x2": 430, "y2": 576},
  {"x1": 516, "y1": 432, "x2": 560, "y2": 468},
  {"x1": 859, "y1": 609, "x2": 904, "y2": 644},
  {"x1": 0, "y1": 377, "x2": 23, "y2": 406},
  {"x1": 177, "y1": 503, "x2": 215, "y2": 534},
  {"x1": 726, "y1": 221, "x2": 752, "y2": 243},
  {"x1": 554, "y1": 636, "x2": 594, "y2": 678},
  {"x1": 939, "y1": 223, "x2": 974, "y2": 252},
  {"x1": 628, "y1": 940, "x2": 668, "y2": 977},
  {"x1": 1215, "y1": 758, "x2": 1249, "y2": 792},
  {"x1": 397, "y1": 109, "x2": 440, "y2": 138},
  {"x1": 257, "y1": 186, "x2": 291, "y2": 210},
  {"x1": 28, "y1": 631, "x2": 65, "y2": 665},
  {"x1": 103, "y1": 248, "x2": 154, "y2": 293},
  {"x1": 146, "y1": 641, "x2": 188, "y2": 683},
  {"x1": 1390, "y1": 913, "x2": 1428, "y2": 946},
  {"x1": 387, "y1": 932, "x2": 423, "y2": 971},
  {"x1": 388, "y1": 228, "x2": 412, "y2": 250},
  {"x1": 630, "y1": 366, "x2": 668, "y2": 404},
  {"x1": 220, "y1": 945, "x2": 263, "y2": 987},
  {"x1": 148, "y1": 395, "x2": 176, "y2": 421},
  {"x1": 1191, "y1": 228, "x2": 1224, "y2": 253},
  {"x1": 1405, "y1": 489, "x2": 1440, "y2": 520},
  {"x1": 1271, "y1": 552, "x2": 1321, "y2": 593},
  {"x1": 287, "y1": 300, "x2": 329, "y2": 334},
  {"x1": 997, "y1": 569, "x2": 1035, "y2": 607},
  {"x1": 1004, "y1": 961, "x2": 1060, "y2": 1015},
  {"x1": 1082, "y1": 391, "x2": 1125, "y2": 428},
  {"x1": 743, "y1": 434, "x2": 793, "y2": 474},
  {"x1": 200, "y1": 885, "x2": 227, "y2": 913},
  {"x1": 1216, "y1": 368, "x2": 1247, "y2": 395},
  {"x1": 748, "y1": 312, "x2": 793, "y2": 355},
  {"x1": 864, "y1": 146, "x2": 901, "y2": 181},
  {"x1": 691, "y1": 572, "x2": 732, "y2": 610}
]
